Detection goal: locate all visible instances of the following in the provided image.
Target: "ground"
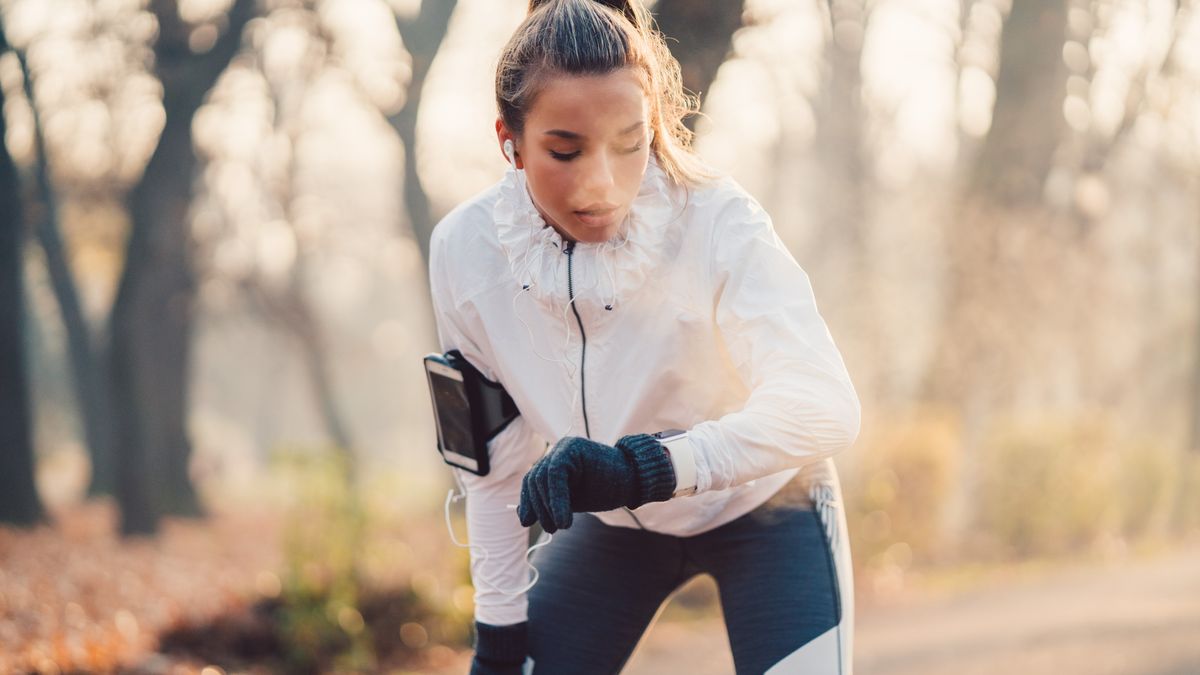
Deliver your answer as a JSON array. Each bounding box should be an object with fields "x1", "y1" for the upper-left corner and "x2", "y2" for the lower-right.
[{"x1": 2, "y1": 501, "x2": 1199, "y2": 674}]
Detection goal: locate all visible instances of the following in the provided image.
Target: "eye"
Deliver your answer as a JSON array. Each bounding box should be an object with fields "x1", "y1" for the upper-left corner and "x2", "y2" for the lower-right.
[
  {"x1": 549, "y1": 150, "x2": 580, "y2": 161},
  {"x1": 624, "y1": 143, "x2": 644, "y2": 154}
]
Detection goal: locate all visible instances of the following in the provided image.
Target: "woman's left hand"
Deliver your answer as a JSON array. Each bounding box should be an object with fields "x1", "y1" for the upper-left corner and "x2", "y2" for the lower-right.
[{"x1": 516, "y1": 434, "x2": 677, "y2": 533}]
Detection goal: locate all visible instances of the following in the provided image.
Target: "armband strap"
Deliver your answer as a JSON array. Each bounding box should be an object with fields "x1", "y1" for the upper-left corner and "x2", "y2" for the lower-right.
[{"x1": 447, "y1": 349, "x2": 520, "y2": 444}]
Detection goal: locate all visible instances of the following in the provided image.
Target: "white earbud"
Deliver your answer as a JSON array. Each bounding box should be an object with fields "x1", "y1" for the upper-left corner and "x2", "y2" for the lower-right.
[{"x1": 504, "y1": 139, "x2": 516, "y2": 165}]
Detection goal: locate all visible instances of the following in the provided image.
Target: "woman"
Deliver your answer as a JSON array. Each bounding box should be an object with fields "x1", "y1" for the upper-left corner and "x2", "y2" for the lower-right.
[{"x1": 428, "y1": 0, "x2": 862, "y2": 672}]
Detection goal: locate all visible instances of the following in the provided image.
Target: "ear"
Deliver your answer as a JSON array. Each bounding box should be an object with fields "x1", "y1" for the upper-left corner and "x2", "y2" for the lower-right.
[{"x1": 495, "y1": 118, "x2": 523, "y2": 170}]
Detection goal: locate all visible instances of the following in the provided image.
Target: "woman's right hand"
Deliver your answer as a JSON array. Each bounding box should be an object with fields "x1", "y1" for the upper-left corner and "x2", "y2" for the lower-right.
[{"x1": 470, "y1": 620, "x2": 529, "y2": 674}]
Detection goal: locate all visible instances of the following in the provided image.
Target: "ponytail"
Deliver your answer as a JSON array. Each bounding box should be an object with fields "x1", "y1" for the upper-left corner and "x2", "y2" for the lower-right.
[{"x1": 498, "y1": 0, "x2": 716, "y2": 188}]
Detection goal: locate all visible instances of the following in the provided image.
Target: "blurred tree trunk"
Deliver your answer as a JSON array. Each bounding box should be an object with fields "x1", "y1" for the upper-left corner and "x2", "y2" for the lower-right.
[
  {"x1": 243, "y1": 274, "x2": 355, "y2": 456},
  {"x1": 110, "y1": 0, "x2": 255, "y2": 535},
  {"x1": 921, "y1": 0, "x2": 1070, "y2": 409},
  {"x1": 813, "y1": 0, "x2": 869, "y2": 262},
  {"x1": 389, "y1": 0, "x2": 458, "y2": 267},
  {"x1": 14, "y1": 48, "x2": 119, "y2": 497},
  {"x1": 251, "y1": 39, "x2": 357, "y2": 472},
  {"x1": 919, "y1": 0, "x2": 1069, "y2": 550},
  {"x1": 0, "y1": 23, "x2": 44, "y2": 527},
  {"x1": 808, "y1": 1, "x2": 874, "y2": 400},
  {"x1": 651, "y1": 0, "x2": 745, "y2": 128},
  {"x1": 968, "y1": 2, "x2": 1071, "y2": 209}
]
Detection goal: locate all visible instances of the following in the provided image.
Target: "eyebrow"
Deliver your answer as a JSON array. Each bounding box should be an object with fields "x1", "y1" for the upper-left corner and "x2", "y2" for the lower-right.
[{"x1": 543, "y1": 121, "x2": 644, "y2": 140}]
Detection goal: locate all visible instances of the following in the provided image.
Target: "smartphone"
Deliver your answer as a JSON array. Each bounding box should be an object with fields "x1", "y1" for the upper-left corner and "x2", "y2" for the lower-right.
[{"x1": 424, "y1": 353, "x2": 490, "y2": 475}]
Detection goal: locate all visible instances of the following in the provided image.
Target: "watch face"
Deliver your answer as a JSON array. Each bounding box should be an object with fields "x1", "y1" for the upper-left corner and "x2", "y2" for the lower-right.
[{"x1": 654, "y1": 429, "x2": 687, "y2": 441}]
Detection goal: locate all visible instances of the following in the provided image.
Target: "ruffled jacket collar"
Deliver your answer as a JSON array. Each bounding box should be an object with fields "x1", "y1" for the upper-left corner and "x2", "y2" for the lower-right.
[{"x1": 493, "y1": 153, "x2": 686, "y2": 316}]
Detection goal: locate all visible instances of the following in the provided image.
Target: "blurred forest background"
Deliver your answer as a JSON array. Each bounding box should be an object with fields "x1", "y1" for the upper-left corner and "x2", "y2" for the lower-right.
[{"x1": 2, "y1": 0, "x2": 1200, "y2": 673}]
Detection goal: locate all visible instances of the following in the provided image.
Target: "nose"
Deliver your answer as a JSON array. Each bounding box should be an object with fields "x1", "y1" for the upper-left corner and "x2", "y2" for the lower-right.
[{"x1": 581, "y1": 149, "x2": 617, "y2": 196}]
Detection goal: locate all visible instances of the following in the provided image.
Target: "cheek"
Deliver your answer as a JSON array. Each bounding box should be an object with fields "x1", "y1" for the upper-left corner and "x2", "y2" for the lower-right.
[
  {"x1": 619, "y1": 152, "x2": 650, "y2": 196},
  {"x1": 526, "y1": 164, "x2": 572, "y2": 208}
]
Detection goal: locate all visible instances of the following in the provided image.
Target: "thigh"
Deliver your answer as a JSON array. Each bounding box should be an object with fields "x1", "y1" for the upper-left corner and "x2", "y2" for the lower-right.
[
  {"x1": 527, "y1": 513, "x2": 687, "y2": 675},
  {"x1": 690, "y1": 496, "x2": 848, "y2": 675}
]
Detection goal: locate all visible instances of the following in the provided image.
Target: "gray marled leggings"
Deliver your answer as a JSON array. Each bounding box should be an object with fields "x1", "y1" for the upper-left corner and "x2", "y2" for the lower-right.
[{"x1": 525, "y1": 469, "x2": 852, "y2": 674}]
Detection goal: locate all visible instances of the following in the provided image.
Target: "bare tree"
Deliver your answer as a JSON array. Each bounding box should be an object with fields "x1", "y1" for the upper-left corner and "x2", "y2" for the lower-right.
[
  {"x1": 110, "y1": 0, "x2": 256, "y2": 535},
  {"x1": 812, "y1": 0, "x2": 870, "y2": 259},
  {"x1": 805, "y1": 0, "x2": 876, "y2": 397},
  {"x1": 11, "y1": 45, "x2": 120, "y2": 498},
  {"x1": 247, "y1": 7, "x2": 357, "y2": 471},
  {"x1": 909, "y1": 0, "x2": 1071, "y2": 548},
  {"x1": 968, "y1": 2, "x2": 1071, "y2": 208},
  {"x1": 921, "y1": 0, "x2": 1071, "y2": 410},
  {"x1": 0, "y1": 20, "x2": 44, "y2": 526},
  {"x1": 387, "y1": 0, "x2": 458, "y2": 266}
]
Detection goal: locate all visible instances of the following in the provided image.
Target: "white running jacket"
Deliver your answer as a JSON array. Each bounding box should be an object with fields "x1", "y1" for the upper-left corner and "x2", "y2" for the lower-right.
[{"x1": 428, "y1": 152, "x2": 861, "y2": 628}]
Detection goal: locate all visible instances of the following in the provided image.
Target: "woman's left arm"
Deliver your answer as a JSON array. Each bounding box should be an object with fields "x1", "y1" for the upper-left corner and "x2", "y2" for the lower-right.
[{"x1": 685, "y1": 196, "x2": 862, "y2": 494}]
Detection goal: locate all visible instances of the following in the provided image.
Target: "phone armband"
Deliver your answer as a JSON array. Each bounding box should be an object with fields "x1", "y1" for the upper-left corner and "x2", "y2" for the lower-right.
[{"x1": 423, "y1": 349, "x2": 519, "y2": 476}]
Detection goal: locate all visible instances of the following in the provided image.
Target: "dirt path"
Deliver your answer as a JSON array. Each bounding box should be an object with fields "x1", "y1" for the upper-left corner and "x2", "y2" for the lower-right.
[{"x1": 622, "y1": 539, "x2": 1200, "y2": 675}]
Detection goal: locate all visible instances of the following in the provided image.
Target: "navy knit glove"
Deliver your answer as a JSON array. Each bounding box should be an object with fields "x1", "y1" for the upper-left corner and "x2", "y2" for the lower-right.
[
  {"x1": 517, "y1": 434, "x2": 677, "y2": 533},
  {"x1": 470, "y1": 620, "x2": 527, "y2": 675}
]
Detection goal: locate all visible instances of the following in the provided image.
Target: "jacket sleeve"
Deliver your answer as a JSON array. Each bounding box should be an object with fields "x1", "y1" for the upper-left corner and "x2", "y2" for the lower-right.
[
  {"x1": 428, "y1": 227, "x2": 546, "y2": 626},
  {"x1": 685, "y1": 196, "x2": 862, "y2": 493}
]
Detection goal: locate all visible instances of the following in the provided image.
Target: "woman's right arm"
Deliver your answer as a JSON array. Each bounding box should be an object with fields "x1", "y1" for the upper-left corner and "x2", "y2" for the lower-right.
[
  {"x1": 457, "y1": 418, "x2": 544, "y2": 624},
  {"x1": 428, "y1": 226, "x2": 545, "y2": 632}
]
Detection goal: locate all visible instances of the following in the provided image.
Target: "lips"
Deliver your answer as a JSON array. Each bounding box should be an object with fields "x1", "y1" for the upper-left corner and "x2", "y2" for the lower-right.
[{"x1": 574, "y1": 206, "x2": 619, "y2": 228}]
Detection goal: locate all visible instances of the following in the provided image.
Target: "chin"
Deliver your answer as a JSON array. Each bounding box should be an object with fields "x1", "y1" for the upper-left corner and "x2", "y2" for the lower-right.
[{"x1": 578, "y1": 227, "x2": 618, "y2": 243}]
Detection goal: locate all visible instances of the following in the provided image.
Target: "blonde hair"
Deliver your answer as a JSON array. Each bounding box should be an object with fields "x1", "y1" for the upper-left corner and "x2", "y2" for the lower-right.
[{"x1": 496, "y1": 0, "x2": 717, "y2": 188}]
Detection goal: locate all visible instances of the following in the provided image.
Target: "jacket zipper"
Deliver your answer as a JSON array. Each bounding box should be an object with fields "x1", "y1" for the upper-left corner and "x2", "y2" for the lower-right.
[
  {"x1": 565, "y1": 239, "x2": 647, "y2": 530},
  {"x1": 564, "y1": 240, "x2": 592, "y2": 438}
]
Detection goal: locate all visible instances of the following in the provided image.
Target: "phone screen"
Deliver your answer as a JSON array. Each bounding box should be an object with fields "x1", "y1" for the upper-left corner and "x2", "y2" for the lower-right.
[{"x1": 427, "y1": 367, "x2": 476, "y2": 462}]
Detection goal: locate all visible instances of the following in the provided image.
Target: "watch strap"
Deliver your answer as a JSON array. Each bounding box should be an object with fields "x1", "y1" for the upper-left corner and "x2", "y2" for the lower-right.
[{"x1": 652, "y1": 429, "x2": 698, "y2": 498}]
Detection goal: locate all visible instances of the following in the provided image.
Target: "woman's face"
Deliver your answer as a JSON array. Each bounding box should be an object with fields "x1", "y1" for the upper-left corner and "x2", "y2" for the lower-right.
[{"x1": 497, "y1": 68, "x2": 652, "y2": 244}]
